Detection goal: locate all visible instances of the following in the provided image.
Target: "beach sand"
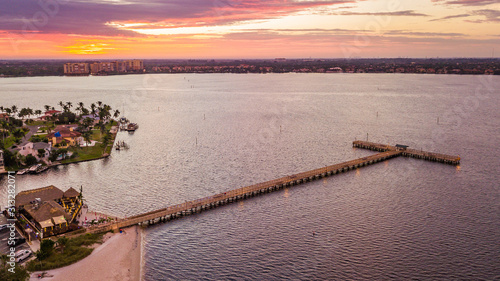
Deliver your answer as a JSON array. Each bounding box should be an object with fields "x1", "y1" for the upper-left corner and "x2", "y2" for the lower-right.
[{"x1": 30, "y1": 226, "x2": 143, "y2": 281}]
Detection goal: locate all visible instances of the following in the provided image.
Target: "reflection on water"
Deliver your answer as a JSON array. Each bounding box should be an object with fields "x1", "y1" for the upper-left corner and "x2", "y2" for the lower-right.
[{"x1": 0, "y1": 74, "x2": 499, "y2": 280}]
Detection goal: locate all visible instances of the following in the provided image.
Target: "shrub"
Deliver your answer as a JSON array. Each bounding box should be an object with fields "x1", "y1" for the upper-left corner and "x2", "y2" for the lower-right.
[{"x1": 25, "y1": 154, "x2": 38, "y2": 166}]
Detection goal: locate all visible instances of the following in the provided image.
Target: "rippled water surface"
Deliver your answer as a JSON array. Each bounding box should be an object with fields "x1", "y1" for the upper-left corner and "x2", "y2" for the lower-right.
[{"x1": 1, "y1": 74, "x2": 499, "y2": 280}]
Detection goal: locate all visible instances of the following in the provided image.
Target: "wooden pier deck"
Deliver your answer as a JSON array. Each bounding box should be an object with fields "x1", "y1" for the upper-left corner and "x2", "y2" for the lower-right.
[
  {"x1": 85, "y1": 149, "x2": 402, "y2": 234},
  {"x1": 352, "y1": 141, "x2": 460, "y2": 165},
  {"x1": 81, "y1": 141, "x2": 458, "y2": 234}
]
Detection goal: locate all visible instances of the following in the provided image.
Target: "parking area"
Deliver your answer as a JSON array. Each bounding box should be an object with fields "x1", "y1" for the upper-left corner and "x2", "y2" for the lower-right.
[{"x1": 0, "y1": 214, "x2": 33, "y2": 264}]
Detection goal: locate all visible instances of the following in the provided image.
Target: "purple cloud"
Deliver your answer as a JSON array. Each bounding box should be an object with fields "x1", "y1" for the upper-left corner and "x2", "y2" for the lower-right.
[
  {"x1": 0, "y1": 0, "x2": 358, "y2": 36},
  {"x1": 338, "y1": 10, "x2": 430, "y2": 17},
  {"x1": 429, "y1": 13, "x2": 472, "y2": 21},
  {"x1": 431, "y1": 0, "x2": 498, "y2": 6}
]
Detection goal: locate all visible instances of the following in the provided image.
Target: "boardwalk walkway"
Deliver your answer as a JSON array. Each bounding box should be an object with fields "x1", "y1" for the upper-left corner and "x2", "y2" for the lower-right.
[
  {"x1": 352, "y1": 141, "x2": 460, "y2": 165},
  {"x1": 85, "y1": 149, "x2": 402, "y2": 234},
  {"x1": 80, "y1": 141, "x2": 458, "y2": 234}
]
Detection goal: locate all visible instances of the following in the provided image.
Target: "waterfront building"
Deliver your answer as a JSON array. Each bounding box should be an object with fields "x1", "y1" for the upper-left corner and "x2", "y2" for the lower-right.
[
  {"x1": 63, "y1": 63, "x2": 90, "y2": 75},
  {"x1": 47, "y1": 126, "x2": 82, "y2": 147},
  {"x1": 17, "y1": 141, "x2": 52, "y2": 160},
  {"x1": 15, "y1": 185, "x2": 83, "y2": 238},
  {"x1": 41, "y1": 110, "x2": 62, "y2": 120},
  {"x1": 0, "y1": 113, "x2": 9, "y2": 121}
]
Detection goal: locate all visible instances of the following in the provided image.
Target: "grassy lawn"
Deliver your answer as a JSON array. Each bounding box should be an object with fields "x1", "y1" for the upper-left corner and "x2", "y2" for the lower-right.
[
  {"x1": 60, "y1": 128, "x2": 117, "y2": 163},
  {"x1": 1, "y1": 135, "x2": 17, "y2": 148},
  {"x1": 62, "y1": 145, "x2": 105, "y2": 163},
  {"x1": 27, "y1": 120, "x2": 47, "y2": 126},
  {"x1": 29, "y1": 134, "x2": 48, "y2": 142},
  {"x1": 26, "y1": 233, "x2": 105, "y2": 271}
]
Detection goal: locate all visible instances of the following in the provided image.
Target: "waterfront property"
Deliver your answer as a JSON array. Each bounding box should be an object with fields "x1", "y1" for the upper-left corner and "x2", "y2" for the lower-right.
[
  {"x1": 47, "y1": 126, "x2": 83, "y2": 148},
  {"x1": 82, "y1": 141, "x2": 459, "y2": 235},
  {"x1": 17, "y1": 141, "x2": 52, "y2": 160},
  {"x1": 15, "y1": 185, "x2": 83, "y2": 239}
]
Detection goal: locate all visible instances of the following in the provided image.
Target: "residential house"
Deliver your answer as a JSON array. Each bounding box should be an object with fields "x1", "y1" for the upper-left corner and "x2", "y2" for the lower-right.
[
  {"x1": 41, "y1": 110, "x2": 62, "y2": 121},
  {"x1": 0, "y1": 113, "x2": 9, "y2": 121},
  {"x1": 47, "y1": 126, "x2": 82, "y2": 147},
  {"x1": 18, "y1": 141, "x2": 52, "y2": 160},
  {"x1": 81, "y1": 113, "x2": 101, "y2": 126}
]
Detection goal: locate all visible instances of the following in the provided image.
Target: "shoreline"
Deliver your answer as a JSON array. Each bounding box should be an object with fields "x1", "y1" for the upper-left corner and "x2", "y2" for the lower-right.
[{"x1": 30, "y1": 225, "x2": 144, "y2": 281}]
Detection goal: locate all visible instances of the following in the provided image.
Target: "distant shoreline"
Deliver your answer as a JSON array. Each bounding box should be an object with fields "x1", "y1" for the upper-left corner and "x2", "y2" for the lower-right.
[
  {"x1": 1, "y1": 58, "x2": 499, "y2": 77},
  {"x1": 0, "y1": 71, "x2": 498, "y2": 79}
]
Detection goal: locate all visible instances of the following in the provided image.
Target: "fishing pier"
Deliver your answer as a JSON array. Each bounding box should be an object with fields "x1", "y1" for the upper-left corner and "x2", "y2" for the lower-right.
[{"x1": 84, "y1": 141, "x2": 460, "y2": 234}]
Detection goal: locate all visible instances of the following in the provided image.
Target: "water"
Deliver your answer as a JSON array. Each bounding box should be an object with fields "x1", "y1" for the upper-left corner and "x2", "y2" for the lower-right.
[{"x1": 0, "y1": 74, "x2": 499, "y2": 280}]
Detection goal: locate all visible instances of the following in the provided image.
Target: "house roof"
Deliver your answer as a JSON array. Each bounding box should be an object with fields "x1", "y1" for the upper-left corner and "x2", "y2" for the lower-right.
[
  {"x1": 39, "y1": 219, "x2": 54, "y2": 229},
  {"x1": 63, "y1": 187, "x2": 80, "y2": 198},
  {"x1": 15, "y1": 185, "x2": 64, "y2": 208},
  {"x1": 24, "y1": 200, "x2": 71, "y2": 225},
  {"x1": 81, "y1": 114, "x2": 99, "y2": 120},
  {"x1": 33, "y1": 142, "x2": 51, "y2": 150},
  {"x1": 55, "y1": 124, "x2": 79, "y2": 131},
  {"x1": 47, "y1": 129, "x2": 81, "y2": 139},
  {"x1": 44, "y1": 110, "x2": 61, "y2": 115}
]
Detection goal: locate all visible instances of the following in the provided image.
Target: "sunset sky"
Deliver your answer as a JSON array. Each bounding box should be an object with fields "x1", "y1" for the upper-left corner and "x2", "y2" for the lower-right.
[{"x1": 1, "y1": 0, "x2": 499, "y2": 59}]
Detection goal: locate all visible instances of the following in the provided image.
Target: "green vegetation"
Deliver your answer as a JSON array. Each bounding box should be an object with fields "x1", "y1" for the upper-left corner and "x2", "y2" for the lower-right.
[
  {"x1": 0, "y1": 255, "x2": 29, "y2": 281},
  {"x1": 26, "y1": 233, "x2": 104, "y2": 271},
  {"x1": 29, "y1": 134, "x2": 48, "y2": 143},
  {"x1": 62, "y1": 145, "x2": 106, "y2": 163},
  {"x1": 0, "y1": 101, "x2": 121, "y2": 170}
]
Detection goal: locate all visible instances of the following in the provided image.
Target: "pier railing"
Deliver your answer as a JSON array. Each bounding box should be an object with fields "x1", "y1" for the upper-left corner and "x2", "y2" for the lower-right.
[{"x1": 82, "y1": 141, "x2": 459, "y2": 234}]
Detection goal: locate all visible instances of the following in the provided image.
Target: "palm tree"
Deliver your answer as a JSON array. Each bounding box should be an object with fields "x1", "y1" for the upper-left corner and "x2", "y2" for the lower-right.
[
  {"x1": 0, "y1": 120, "x2": 8, "y2": 142},
  {"x1": 5, "y1": 108, "x2": 12, "y2": 115},
  {"x1": 59, "y1": 101, "x2": 64, "y2": 111},
  {"x1": 90, "y1": 103, "x2": 96, "y2": 115},
  {"x1": 11, "y1": 105, "x2": 18, "y2": 116},
  {"x1": 113, "y1": 109, "x2": 120, "y2": 119},
  {"x1": 66, "y1": 101, "x2": 73, "y2": 112},
  {"x1": 83, "y1": 131, "x2": 92, "y2": 150},
  {"x1": 101, "y1": 133, "x2": 111, "y2": 154},
  {"x1": 97, "y1": 121, "x2": 106, "y2": 138},
  {"x1": 78, "y1": 102, "x2": 84, "y2": 115},
  {"x1": 18, "y1": 108, "x2": 27, "y2": 119},
  {"x1": 82, "y1": 117, "x2": 94, "y2": 131},
  {"x1": 44, "y1": 105, "x2": 51, "y2": 112},
  {"x1": 97, "y1": 101, "x2": 103, "y2": 108},
  {"x1": 27, "y1": 107, "x2": 33, "y2": 120},
  {"x1": 35, "y1": 109, "x2": 42, "y2": 116},
  {"x1": 0, "y1": 106, "x2": 3, "y2": 113},
  {"x1": 46, "y1": 121, "x2": 55, "y2": 134}
]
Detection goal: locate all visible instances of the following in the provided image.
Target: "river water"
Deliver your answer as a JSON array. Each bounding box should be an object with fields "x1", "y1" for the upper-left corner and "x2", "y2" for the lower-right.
[{"x1": 0, "y1": 74, "x2": 499, "y2": 280}]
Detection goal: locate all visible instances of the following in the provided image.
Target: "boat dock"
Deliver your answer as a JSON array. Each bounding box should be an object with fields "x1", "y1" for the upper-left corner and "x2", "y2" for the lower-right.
[{"x1": 83, "y1": 141, "x2": 459, "y2": 234}]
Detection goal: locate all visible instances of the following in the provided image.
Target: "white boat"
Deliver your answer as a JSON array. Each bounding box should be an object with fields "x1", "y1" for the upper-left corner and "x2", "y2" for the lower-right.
[
  {"x1": 17, "y1": 169, "x2": 28, "y2": 175},
  {"x1": 28, "y1": 164, "x2": 42, "y2": 174}
]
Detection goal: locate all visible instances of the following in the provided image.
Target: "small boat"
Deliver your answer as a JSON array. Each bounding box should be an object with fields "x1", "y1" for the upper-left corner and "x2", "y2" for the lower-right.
[
  {"x1": 36, "y1": 165, "x2": 49, "y2": 174},
  {"x1": 127, "y1": 123, "x2": 139, "y2": 132},
  {"x1": 17, "y1": 168, "x2": 28, "y2": 175},
  {"x1": 28, "y1": 164, "x2": 42, "y2": 174}
]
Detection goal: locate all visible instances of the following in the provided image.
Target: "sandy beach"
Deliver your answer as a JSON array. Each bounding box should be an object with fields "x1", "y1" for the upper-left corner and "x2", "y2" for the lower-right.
[{"x1": 30, "y1": 226, "x2": 143, "y2": 281}]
